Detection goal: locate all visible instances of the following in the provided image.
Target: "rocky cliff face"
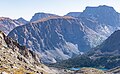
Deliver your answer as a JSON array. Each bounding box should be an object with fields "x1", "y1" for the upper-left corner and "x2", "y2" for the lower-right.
[
  {"x1": 0, "y1": 31, "x2": 56, "y2": 74},
  {"x1": 0, "y1": 17, "x2": 22, "y2": 35},
  {"x1": 8, "y1": 16, "x2": 104, "y2": 63}
]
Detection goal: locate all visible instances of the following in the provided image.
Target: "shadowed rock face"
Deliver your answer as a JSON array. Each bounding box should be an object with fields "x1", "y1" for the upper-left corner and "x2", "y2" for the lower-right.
[
  {"x1": 8, "y1": 16, "x2": 104, "y2": 63},
  {"x1": 94, "y1": 30, "x2": 120, "y2": 53}
]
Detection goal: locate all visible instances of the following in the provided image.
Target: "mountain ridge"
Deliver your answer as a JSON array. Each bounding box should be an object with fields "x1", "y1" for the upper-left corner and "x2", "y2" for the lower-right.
[
  {"x1": 0, "y1": 30, "x2": 57, "y2": 74},
  {"x1": 0, "y1": 17, "x2": 22, "y2": 35},
  {"x1": 30, "y1": 12, "x2": 59, "y2": 22},
  {"x1": 17, "y1": 17, "x2": 28, "y2": 25},
  {"x1": 8, "y1": 16, "x2": 104, "y2": 63},
  {"x1": 3, "y1": 5, "x2": 119, "y2": 64}
]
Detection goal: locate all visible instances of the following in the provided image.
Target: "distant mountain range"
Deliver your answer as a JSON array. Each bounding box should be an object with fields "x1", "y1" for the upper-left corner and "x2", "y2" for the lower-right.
[
  {"x1": 0, "y1": 5, "x2": 120, "y2": 63},
  {"x1": 0, "y1": 17, "x2": 23, "y2": 35}
]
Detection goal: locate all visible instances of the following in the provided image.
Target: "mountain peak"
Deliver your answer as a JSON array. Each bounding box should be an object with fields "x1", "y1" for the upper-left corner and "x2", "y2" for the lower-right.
[
  {"x1": 30, "y1": 12, "x2": 59, "y2": 22},
  {"x1": 32, "y1": 16, "x2": 75, "y2": 24},
  {"x1": 86, "y1": 5, "x2": 113, "y2": 8},
  {"x1": 0, "y1": 17, "x2": 12, "y2": 21},
  {"x1": 98, "y1": 5, "x2": 115, "y2": 9},
  {"x1": 65, "y1": 12, "x2": 82, "y2": 18},
  {"x1": 85, "y1": 5, "x2": 116, "y2": 13},
  {"x1": 17, "y1": 17, "x2": 28, "y2": 24},
  {"x1": 80, "y1": 5, "x2": 119, "y2": 27},
  {"x1": 17, "y1": 17, "x2": 26, "y2": 20}
]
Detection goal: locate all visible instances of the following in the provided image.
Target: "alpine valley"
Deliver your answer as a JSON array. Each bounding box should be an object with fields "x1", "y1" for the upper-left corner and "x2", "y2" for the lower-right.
[
  {"x1": 0, "y1": 5, "x2": 120, "y2": 74},
  {"x1": 8, "y1": 5, "x2": 120, "y2": 63}
]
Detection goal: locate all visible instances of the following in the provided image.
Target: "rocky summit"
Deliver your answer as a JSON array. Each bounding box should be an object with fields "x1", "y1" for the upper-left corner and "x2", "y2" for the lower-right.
[
  {"x1": 30, "y1": 12, "x2": 59, "y2": 22},
  {"x1": 0, "y1": 30, "x2": 57, "y2": 74},
  {"x1": 16, "y1": 17, "x2": 28, "y2": 25}
]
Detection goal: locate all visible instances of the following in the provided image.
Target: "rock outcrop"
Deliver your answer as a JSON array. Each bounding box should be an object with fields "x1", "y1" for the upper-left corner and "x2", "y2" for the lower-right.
[{"x1": 0, "y1": 30, "x2": 56, "y2": 74}]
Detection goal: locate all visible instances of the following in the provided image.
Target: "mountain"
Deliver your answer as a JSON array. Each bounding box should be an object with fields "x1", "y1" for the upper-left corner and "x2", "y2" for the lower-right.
[
  {"x1": 93, "y1": 30, "x2": 120, "y2": 55},
  {"x1": 80, "y1": 5, "x2": 120, "y2": 27},
  {"x1": 65, "y1": 12, "x2": 82, "y2": 18},
  {"x1": 66, "y1": 5, "x2": 120, "y2": 37},
  {"x1": 17, "y1": 17, "x2": 28, "y2": 25},
  {"x1": 8, "y1": 16, "x2": 104, "y2": 63},
  {"x1": 0, "y1": 17, "x2": 22, "y2": 35},
  {"x1": 0, "y1": 30, "x2": 57, "y2": 74},
  {"x1": 7, "y1": 5, "x2": 120, "y2": 63},
  {"x1": 52, "y1": 30, "x2": 120, "y2": 69},
  {"x1": 80, "y1": 5, "x2": 120, "y2": 36},
  {"x1": 88, "y1": 30, "x2": 120, "y2": 68},
  {"x1": 30, "y1": 12, "x2": 59, "y2": 22}
]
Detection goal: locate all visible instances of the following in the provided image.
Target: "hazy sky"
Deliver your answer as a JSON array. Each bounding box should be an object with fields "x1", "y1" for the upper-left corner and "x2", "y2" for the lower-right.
[{"x1": 0, "y1": 0, "x2": 119, "y2": 20}]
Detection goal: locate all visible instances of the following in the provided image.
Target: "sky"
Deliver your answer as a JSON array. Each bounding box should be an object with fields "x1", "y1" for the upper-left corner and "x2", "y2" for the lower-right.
[{"x1": 0, "y1": 0, "x2": 120, "y2": 21}]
